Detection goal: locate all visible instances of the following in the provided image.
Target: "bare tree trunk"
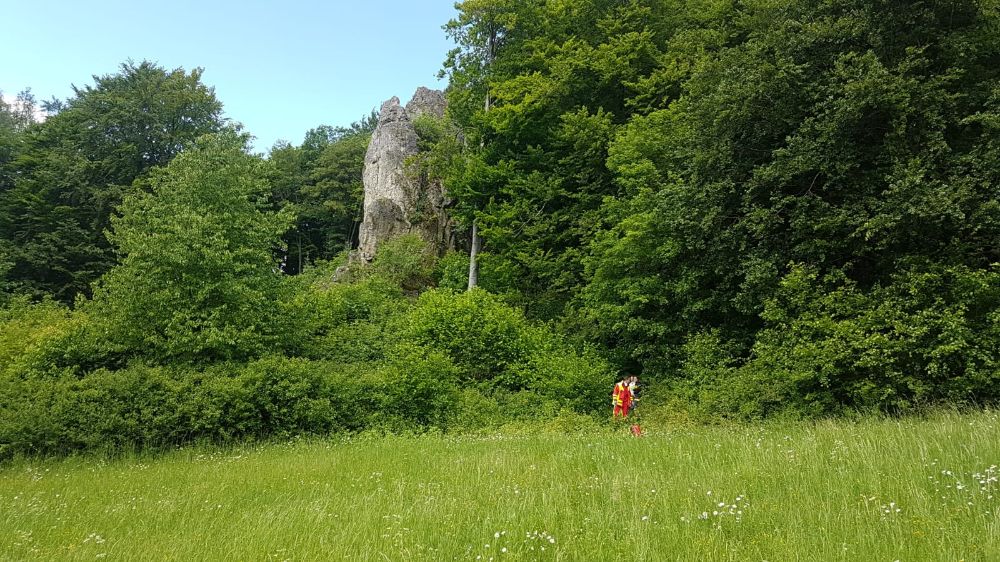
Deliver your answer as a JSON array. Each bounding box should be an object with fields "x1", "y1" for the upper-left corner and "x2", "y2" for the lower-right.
[{"x1": 467, "y1": 219, "x2": 480, "y2": 290}]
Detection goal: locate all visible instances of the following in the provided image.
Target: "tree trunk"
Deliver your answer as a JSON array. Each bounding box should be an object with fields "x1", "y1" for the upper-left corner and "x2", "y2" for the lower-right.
[
  {"x1": 467, "y1": 26, "x2": 495, "y2": 291},
  {"x1": 467, "y1": 219, "x2": 480, "y2": 290}
]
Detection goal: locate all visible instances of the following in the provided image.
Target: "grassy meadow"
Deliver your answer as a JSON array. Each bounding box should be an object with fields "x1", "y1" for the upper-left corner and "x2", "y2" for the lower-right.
[{"x1": 2, "y1": 411, "x2": 999, "y2": 561}]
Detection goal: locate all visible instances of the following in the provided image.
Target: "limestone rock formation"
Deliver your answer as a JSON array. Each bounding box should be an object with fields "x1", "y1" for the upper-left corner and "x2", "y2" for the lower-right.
[
  {"x1": 405, "y1": 87, "x2": 447, "y2": 119},
  {"x1": 356, "y1": 88, "x2": 452, "y2": 263}
]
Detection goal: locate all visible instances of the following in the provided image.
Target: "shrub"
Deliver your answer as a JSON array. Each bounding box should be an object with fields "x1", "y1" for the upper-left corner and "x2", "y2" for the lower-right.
[
  {"x1": 368, "y1": 343, "x2": 461, "y2": 429},
  {"x1": 446, "y1": 388, "x2": 506, "y2": 432},
  {"x1": 400, "y1": 288, "x2": 538, "y2": 385},
  {"x1": 366, "y1": 234, "x2": 437, "y2": 291},
  {"x1": 0, "y1": 297, "x2": 79, "y2": 378},
  {"x1": 0, "y1": 358, "x2": 382, "y2": 460},
  {"x1": 236, "y1": 356, "x2": 337, "y2": 436},
  {"x1": 525, "y1": 345, "x2": 613, "y2": 413},
  {"x1": 675, "y1": 264, "x2": 1000, "y2": 419},
  {"x1": 299, "y1": 275, "x2": 408, "y2": 362},
  {"x1": 0, "y1": 364, "x2": 194, "y2": 457},
  {"x1": 398, "y1": 288, "x2": 613, "y2": 412}
]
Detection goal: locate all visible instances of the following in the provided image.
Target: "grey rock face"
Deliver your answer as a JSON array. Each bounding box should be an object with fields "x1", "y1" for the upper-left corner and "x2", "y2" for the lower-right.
[
  {"x1": 405, "y1": 87, "x2": 447, "y2": 119},
  {"x1": 356, "y1": 89, "x2": 452, "y2": 263}
]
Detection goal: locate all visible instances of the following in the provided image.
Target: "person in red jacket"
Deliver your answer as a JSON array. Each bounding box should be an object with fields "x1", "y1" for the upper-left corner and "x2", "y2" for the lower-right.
[{"x1": 612, "y1": 376, "x2": 633, "y2": 418}]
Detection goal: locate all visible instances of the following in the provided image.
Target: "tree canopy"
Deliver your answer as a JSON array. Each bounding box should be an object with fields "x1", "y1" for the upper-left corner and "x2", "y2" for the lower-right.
[
  {"x1": 0, "y1": 61, "x2": 224, "y2": 301},
  {"x1": 268, "y1": 112, "x2": 377, "y2": 274},
  {"x1": 439, "y1": 0, "x2": 1000, "y2": 414},
  {"x1": 1, "y1": 1, "x2": 999, "y2": 426},
  {"x1": 89, "y1": 130, "x2": 294, "y2": 363}
]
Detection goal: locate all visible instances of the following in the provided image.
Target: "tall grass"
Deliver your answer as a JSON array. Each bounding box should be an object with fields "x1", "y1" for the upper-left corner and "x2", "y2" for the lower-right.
[{"x1": 2, "y1": 411, "x2": 998, "y2": 560}]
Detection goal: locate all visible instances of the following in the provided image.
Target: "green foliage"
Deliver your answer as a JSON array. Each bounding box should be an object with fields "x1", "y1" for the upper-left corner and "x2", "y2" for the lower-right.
[
  {"x1": 743, "y1": 264, "x2": 1000, "y2": 415},
  {"x1": 525, "y1": 344, "x2": 614, "y2": 414},
  {"x1": 578, "y1": 0, "x2": 1000, "y2": 411},
  {"x1": 0, "y1": 230, "x2": 605, "y2": 460},
  {"x1": 434, "y1": 250, "x2": 521, "y2": 302},
  {"x1": 0, "y1": 242, "x2": 13, "y2": 305},
  {"x1": 0, "y1": 89, "x2": 37, "y2": 196},
  {"x1": 0, "y1": 358, "x2": 368, "y2": 459},
  {"x1": 400, "y1": 288, "x2": 538, "y2": 385},
  {"x1": 0, "y1": 296, "x2": 78, "y2": 379},
  {"x1": 440, "y1": 0, "x2": 687, "y2": 319},
  {"x1": 433, "y1": 0, "x2": 1000, "y2": 417},
  {"x1": 235, "y1": 356, "x2": 359, "y2": 436},
  {"x1": 0, "y1": 62, "x2": 224, "y2": 301},
  {"x1": 296, "y1": 272, "x2": 407, "y2": 363},
  {"x1": 434, "y1": 251, "x2": 471, "y2": 291},
  {"x1": 4, "y1": 0, "x2": 1000, "y2": 462},
  {"x1": 294, "y1": 235, "x2": 437, "y2": 364},
  {"x1": 88, "y1": 130, "x2": 296, "y2": 363},
  {"x1": 365, "y1": 234, "x2": 437, "y2": 290},
  {"x1": 268, "y1": 113, "x2": 376, "y2": 274},
  {"x1": 370, "y1": 343, "x2": 461, "y2": 429},
  {"x1": 398, "y1": 287, "x2": 612, "y2": 406}
]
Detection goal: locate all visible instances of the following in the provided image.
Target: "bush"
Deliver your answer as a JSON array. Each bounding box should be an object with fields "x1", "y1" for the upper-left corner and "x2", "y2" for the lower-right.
[
  {"x1": 398, "y1": 287, "x2": 613, "y2": 411},
  {"x1": 671, "y1": 264, "x2": 1000, "y2": 419},
  {"x1": 0, "y1": 297, "x2": 79, "y2": 378},
  {"x1": 400, "y1": 288, "x2": 539, "y2": 385},
  {"x1": 366, "y1": 234, "x2": 437, "y2": 291},
  {"x1": 369, "y1": 343, "x2": 461, "y2": 429},
  {"x1": 525, "y1": 345, "x2": 613, "y2": 413},
  {"x1": 0, "y1": 358, "x2": 380, "y2": 460},
  {"x1": 237, "y1": 356, "x2": 335, "y2": 436},
  {"x1": 446, "y1": 388, "x2": 506, "y2": 432},
  {"x1": 298, "y1": 274, "x2": 407, "y2": 362},
  {"x1": 0, "y1": 364, "x2": 194, "y2": 457},
  {"x1": 0, "y1": 350, "x2": 472, "y2": 460}
]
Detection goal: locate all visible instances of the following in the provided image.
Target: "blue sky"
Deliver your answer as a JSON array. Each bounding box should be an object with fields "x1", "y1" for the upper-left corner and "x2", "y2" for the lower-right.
[{"x1": 1, "y1": 0, "x2": 459, "y2": 151}]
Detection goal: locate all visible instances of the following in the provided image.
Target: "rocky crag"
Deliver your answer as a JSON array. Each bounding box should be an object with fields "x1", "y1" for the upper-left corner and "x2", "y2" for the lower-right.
[{"x1": 356, "y1": 87, "x2": 452, "y2": 262}]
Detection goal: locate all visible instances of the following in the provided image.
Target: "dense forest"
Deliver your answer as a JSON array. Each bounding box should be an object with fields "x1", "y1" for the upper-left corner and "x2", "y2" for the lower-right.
[{"x1": 2, "y1": 0, "x2": 998, "y2": 458}]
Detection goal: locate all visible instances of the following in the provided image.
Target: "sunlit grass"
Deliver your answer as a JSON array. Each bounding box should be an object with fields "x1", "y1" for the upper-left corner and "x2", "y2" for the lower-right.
[{"x1": 2, "y1": 411, "x2": 999, "y2": 560}]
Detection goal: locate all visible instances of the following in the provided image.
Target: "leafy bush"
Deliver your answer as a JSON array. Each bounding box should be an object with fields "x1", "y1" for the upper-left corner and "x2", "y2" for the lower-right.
[
  {"x1": 445, "y1": 388, "x2": 506, "y2": 432},
  {"x1": 0, "y1": 297, "x2": 78, "y2": 378},
  {"x1": 398, "y1": 288, "x2": 612, "y2": 409},
  {"x1": 0, "y1": 358, "x2": 374, "y2": 460},
  {"x1": 0, "y1": 349, "x2": 468, "y2": 460},
  {"x1": 670, "y1": 264, "x2": 1000, "y2": 419},
  {"x1": 366, "y1": 234, "x2": 438, "y2": 291},
  {"x1": 434, "y1": 251, "x2": 469, "y2": 291},
  {"x1": 400, "y1": 288, "x2": 540, "y2": 385},
  {"x1": 0, "y1": 364, "x2": 194, "y2": 457},
  {"x1": 526, "y1": 345, "x2": 614, "y2": 413},
  {"x1": 757, "y1": 264, "x2": 998, "y2": 411},
  {"x1": 298, "y1": 273, "x2": 407, "y2": 362},
  {"x1": 369, "y1": 343, "x2": 461, "y2": 429}
]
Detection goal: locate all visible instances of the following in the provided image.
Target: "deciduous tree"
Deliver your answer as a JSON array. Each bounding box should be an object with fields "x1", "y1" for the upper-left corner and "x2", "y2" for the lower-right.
[
  {"x1": 89, "y1": 130, "x2": 294, "y2": 363},
  {"x1": 0, "y1": 61, "x2": 223, "y2": 301}
]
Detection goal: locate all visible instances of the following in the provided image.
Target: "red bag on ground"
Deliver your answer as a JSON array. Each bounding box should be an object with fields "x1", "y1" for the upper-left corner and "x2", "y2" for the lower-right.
[{"x1": 630, "y1": 424, "x2": 642, "y2": 436}]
